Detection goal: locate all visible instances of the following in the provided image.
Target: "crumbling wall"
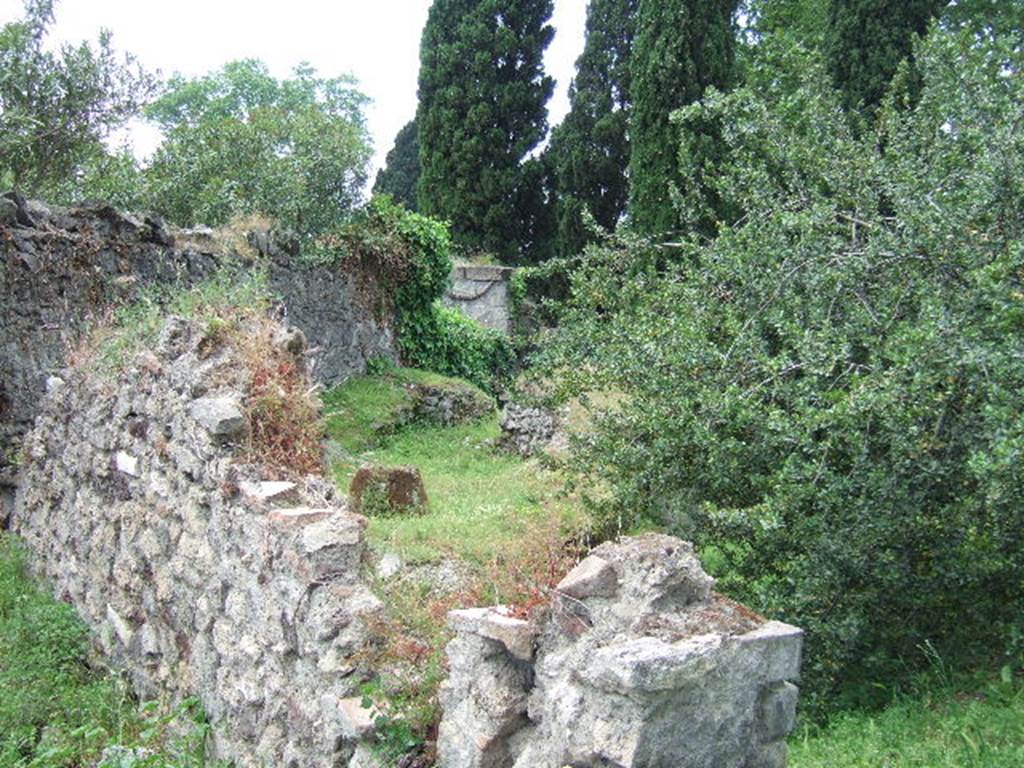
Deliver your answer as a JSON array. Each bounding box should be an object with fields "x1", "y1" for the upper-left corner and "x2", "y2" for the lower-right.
[
  {"x1": 0, "y1": 193, "x2": 396, "y2": 483},
  {"x1": 436, "y1": 535, "x2": 803, "y2": 768},
  {"x1": 11, "y1": 316, "x2": 383, "y2": 767},
  {"x1": 444, "y1": 264, "x2": 514, "y2": 334}
]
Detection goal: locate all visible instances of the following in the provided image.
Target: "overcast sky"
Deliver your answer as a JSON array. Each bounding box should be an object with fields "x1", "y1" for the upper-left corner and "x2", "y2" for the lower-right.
[{"x1": 0, "y1": 0, "x2": 588, "y2": 184}]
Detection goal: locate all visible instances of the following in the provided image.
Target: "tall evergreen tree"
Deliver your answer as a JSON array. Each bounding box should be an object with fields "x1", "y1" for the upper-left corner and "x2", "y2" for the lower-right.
[
  {"x1": 628, "y1": 0, "x2": 739, "y2": 235},
  {"x1": 548, "y1": 0, "x2": 637, "y2": 257},
  {"x1": 373, "y1": 119, "x2": 420, "y2": 210},
  {"x1": 826, "y1": 0, "x2": 946, "y2": 116},
  {"x1": 416, "y1": 0, "x2": 555, "y2": 262}
]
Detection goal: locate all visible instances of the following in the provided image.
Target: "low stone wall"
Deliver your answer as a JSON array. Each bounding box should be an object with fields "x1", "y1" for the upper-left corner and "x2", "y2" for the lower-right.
[
  {"x1": 437, "y1": 535, "x2": 803, "y2": 768},
  {"x1": 11, "y1": 316, "x2": 383, "y2": 767},
  {"x1": 0, "y1": 193, "x2": 396, "y2": 483},
  {"x1": 444, "y1": 264, "x2": 514, "y2": 334}
]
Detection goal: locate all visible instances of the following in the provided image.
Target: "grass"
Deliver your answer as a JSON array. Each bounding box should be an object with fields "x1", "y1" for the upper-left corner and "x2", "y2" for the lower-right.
[
  {"x1": 324, "y1": 366, "x2": 581, "y2": 565},
  {"x1": 0, "y1": 534, "x2": 222, "y2": 768},
  {"x1": 790, "y1": 669, "x2": 1024, "y2": 767}
]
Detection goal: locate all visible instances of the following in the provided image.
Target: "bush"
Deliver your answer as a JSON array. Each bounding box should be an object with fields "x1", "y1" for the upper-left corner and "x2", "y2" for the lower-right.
[
  {"x1": 400, "y1": 303, "x2": 514, "y2": 393},
  {"x1": 312, "y1": 197, "x2": 513, "y2": 392},
  {"x1": 538, "y1": 27, "x2": 1024, "y2": 712}
]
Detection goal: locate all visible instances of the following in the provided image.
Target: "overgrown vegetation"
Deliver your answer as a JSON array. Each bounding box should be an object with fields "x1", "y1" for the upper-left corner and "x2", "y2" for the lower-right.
[
  {"x1": 535, "y1": 24, "x2": 1024, "y2": 713},
  {"x1": 70, "y1": 267, "x2": 327, "y2": 479},
  {"x1": 312, "y1": 197, "x2": 513, "y2": 391},
  {"x1": 69, "y1": 267, "x2": 272, "y2": 374},
  {"x1": 322, "y1": 365, "x2": 582, "y2": 765},
  {"x1": 325, "y1": 369, "x2": 579, "y2": 565},
  {"x1": 0, "y1": 535, "x2": 223, "y2": 768}
]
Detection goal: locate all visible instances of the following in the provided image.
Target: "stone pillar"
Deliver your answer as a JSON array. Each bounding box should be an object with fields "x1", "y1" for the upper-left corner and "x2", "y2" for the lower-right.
[
  {"x1": 438, "y1": 534, "x2": 804, "y2": 768},
  {"x1": 444, "y1": 264, "x2": 515, "y2": 334}
]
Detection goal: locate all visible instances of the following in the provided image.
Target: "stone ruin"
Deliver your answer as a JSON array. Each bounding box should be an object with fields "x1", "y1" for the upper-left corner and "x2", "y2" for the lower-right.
[
  {"x1": 0, "y1": 192, "x2": 397, "y2": 491},
  {"x1": 437, "y1": 535, "x2": 803, "y2": 768},
  {"x1": 9, "y1": 314, "x2": 804, "y2": 767},
  {"x1": 444, "y1": 264, "x2": 515, "y2": 335},
  {"x1": 3, "y1": 196, "x2": 804, "y2": 767},
  {"x1": 11, "y1": 316, "x2": 384, "y2": 767}
]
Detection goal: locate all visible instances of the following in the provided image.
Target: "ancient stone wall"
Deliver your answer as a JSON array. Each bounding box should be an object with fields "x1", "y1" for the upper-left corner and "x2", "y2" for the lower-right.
[
  {"x1": 436, "y1": 535, "x2": 804, "y2": 768},
  {"x1": 11, "y1": 316, "x2": 383, "y2": 767},
  {"x1": 0, "y1": 193, "x2": 396, "y2": 485},
  {"x1": 12, "y1": 323, "x2": 804, "y2": 767},
  {"x1": 443, "y1": 264, "x2": 514, "y2": 334}
]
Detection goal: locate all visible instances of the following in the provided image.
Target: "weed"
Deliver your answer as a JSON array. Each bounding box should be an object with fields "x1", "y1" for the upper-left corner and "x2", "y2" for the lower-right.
[
  {"x1": 238, "y1": 319, "x2": 325, "y2": 478},
  {"x1": 68, "y1": 267, "x2": 272, "y2": 375}
]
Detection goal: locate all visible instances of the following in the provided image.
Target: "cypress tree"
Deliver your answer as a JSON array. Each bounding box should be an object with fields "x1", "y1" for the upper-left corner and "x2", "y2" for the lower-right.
[
  {"x1": 826, "y1": 0, "x2": 946, "y2": 116},
  {"x1": 628, "y1": 0, "x2": 739, "y2": 235},
  {"x1": 373, "y1": 119, "x2": 420, "y2": 210},
  {"x1": 416, "y1": 0, "x2": 555, "y2": 262},
  {"x1": 548, "y1": 0, "x2": 637, "y2": 257}
]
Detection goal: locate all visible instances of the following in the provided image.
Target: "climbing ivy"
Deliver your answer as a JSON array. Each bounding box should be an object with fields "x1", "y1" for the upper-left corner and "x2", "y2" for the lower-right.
[{"x1": 310, "y1": 197, "x2": 512, "y2": 391}]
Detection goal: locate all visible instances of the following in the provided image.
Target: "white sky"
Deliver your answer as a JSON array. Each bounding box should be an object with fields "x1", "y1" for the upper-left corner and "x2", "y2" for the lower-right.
[{"x1": 0, "y1": 0, "x2": 588, "y2": 185}]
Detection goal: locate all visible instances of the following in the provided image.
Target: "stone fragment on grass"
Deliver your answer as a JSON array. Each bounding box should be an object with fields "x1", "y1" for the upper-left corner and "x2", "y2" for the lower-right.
[
  {"x1": 497, "y1": 402, "x2": 561, "y2": 457},
  {"x1": 349, "y1": 465, "x2": 428, "y2": 516},
  {"x1": 376, "y1": 552, "x2": 403, "y2": 579}
]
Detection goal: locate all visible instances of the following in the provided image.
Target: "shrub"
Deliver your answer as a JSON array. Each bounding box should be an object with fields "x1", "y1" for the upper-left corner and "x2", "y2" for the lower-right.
[
  {"x1": 312, "y1": 197, "x2": 513, "y2": 392},
  {"x1": 400, "y1": 303, "x2": 513, "y2": 393},
  {"x1": 538, "y1": 27, "x2": 1024, "y2": 712}
]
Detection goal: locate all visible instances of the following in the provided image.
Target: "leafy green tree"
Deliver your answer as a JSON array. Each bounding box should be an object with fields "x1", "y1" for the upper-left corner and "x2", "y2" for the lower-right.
[
  {"x1": 744, "y1": 0, "x2": 829, "y2": 48},
  {"x1": 373, "y1": 120, "x2": 421, "y2": 211},
  {"x1": 416, "y1": 0, "x2": 555, "y2": 262},
  {"x1": 548, "y1": 0, "x2": 637, "y2": 257},
  {"x1": 539, "y1": 27, "x2": 1024, "y2": 710},
  {"x1": 825, "y1": 0, "x2": 946, "y2": 116},
  {"x1": 628, "y1": 0, "x2": 739, "y2": 235},
  {"x1": 942, "y1": 0, "x2": 1024, "y2": 43},
  {"x1": 0, "y1": 0, "x2": 154, "y2": 195},
  {"x1": 143, "y1": 60, "x2": 371, "y2": 236}
]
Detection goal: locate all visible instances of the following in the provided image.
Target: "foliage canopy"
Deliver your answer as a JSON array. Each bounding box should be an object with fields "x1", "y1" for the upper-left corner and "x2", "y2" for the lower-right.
[
  {"x1": 0, "y1": 0, "x2": 154, "y2": 195},
  {"x1": 143, "y1": 60, "x2": 372, "y2": 237},
  {"x1": 546, "y1": 0, "x2": 637, "y2": 258},
  {"x1": 628, "y1": 0, "x2": 739, "y2": 235},
  {"x1": 416, "y1": 0, "x2": 555, "y2": 262},
  {"x1": 539, "y1": 25, "x2": 1024, "y2": 709},
  {"x1": 373, "y1": 119, "x2": 421, "y2": 212},
  {"x1": 825, "y1": 0, "x2": 946, "y2": 117}
]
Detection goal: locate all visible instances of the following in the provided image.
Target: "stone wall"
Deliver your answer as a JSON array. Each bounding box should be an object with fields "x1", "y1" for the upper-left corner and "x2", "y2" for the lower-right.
[
  {"x1": 0, "y1": 193, "x2": 396, "y2": 485},
  {"x1": 444, "y1": 264, "x2": 514, "y2": 334},
  {"x1": 437, "y1": 535, "x2": 804, "y2": 768},
  {"x1": 11, "y1": 321, "x2": 804, "y2": 767},
  {"x1": 11, "y1": 316, "x2": 383, "y2": 767}
]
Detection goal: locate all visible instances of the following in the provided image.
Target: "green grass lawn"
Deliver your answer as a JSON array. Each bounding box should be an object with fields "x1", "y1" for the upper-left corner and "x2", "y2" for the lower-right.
[
  {"x1": 323, "y1": 369, "x2": 582, "y2": 566},
  {"x1": 790, "y1": 671, "x2": 1024, "y2": 767}
]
